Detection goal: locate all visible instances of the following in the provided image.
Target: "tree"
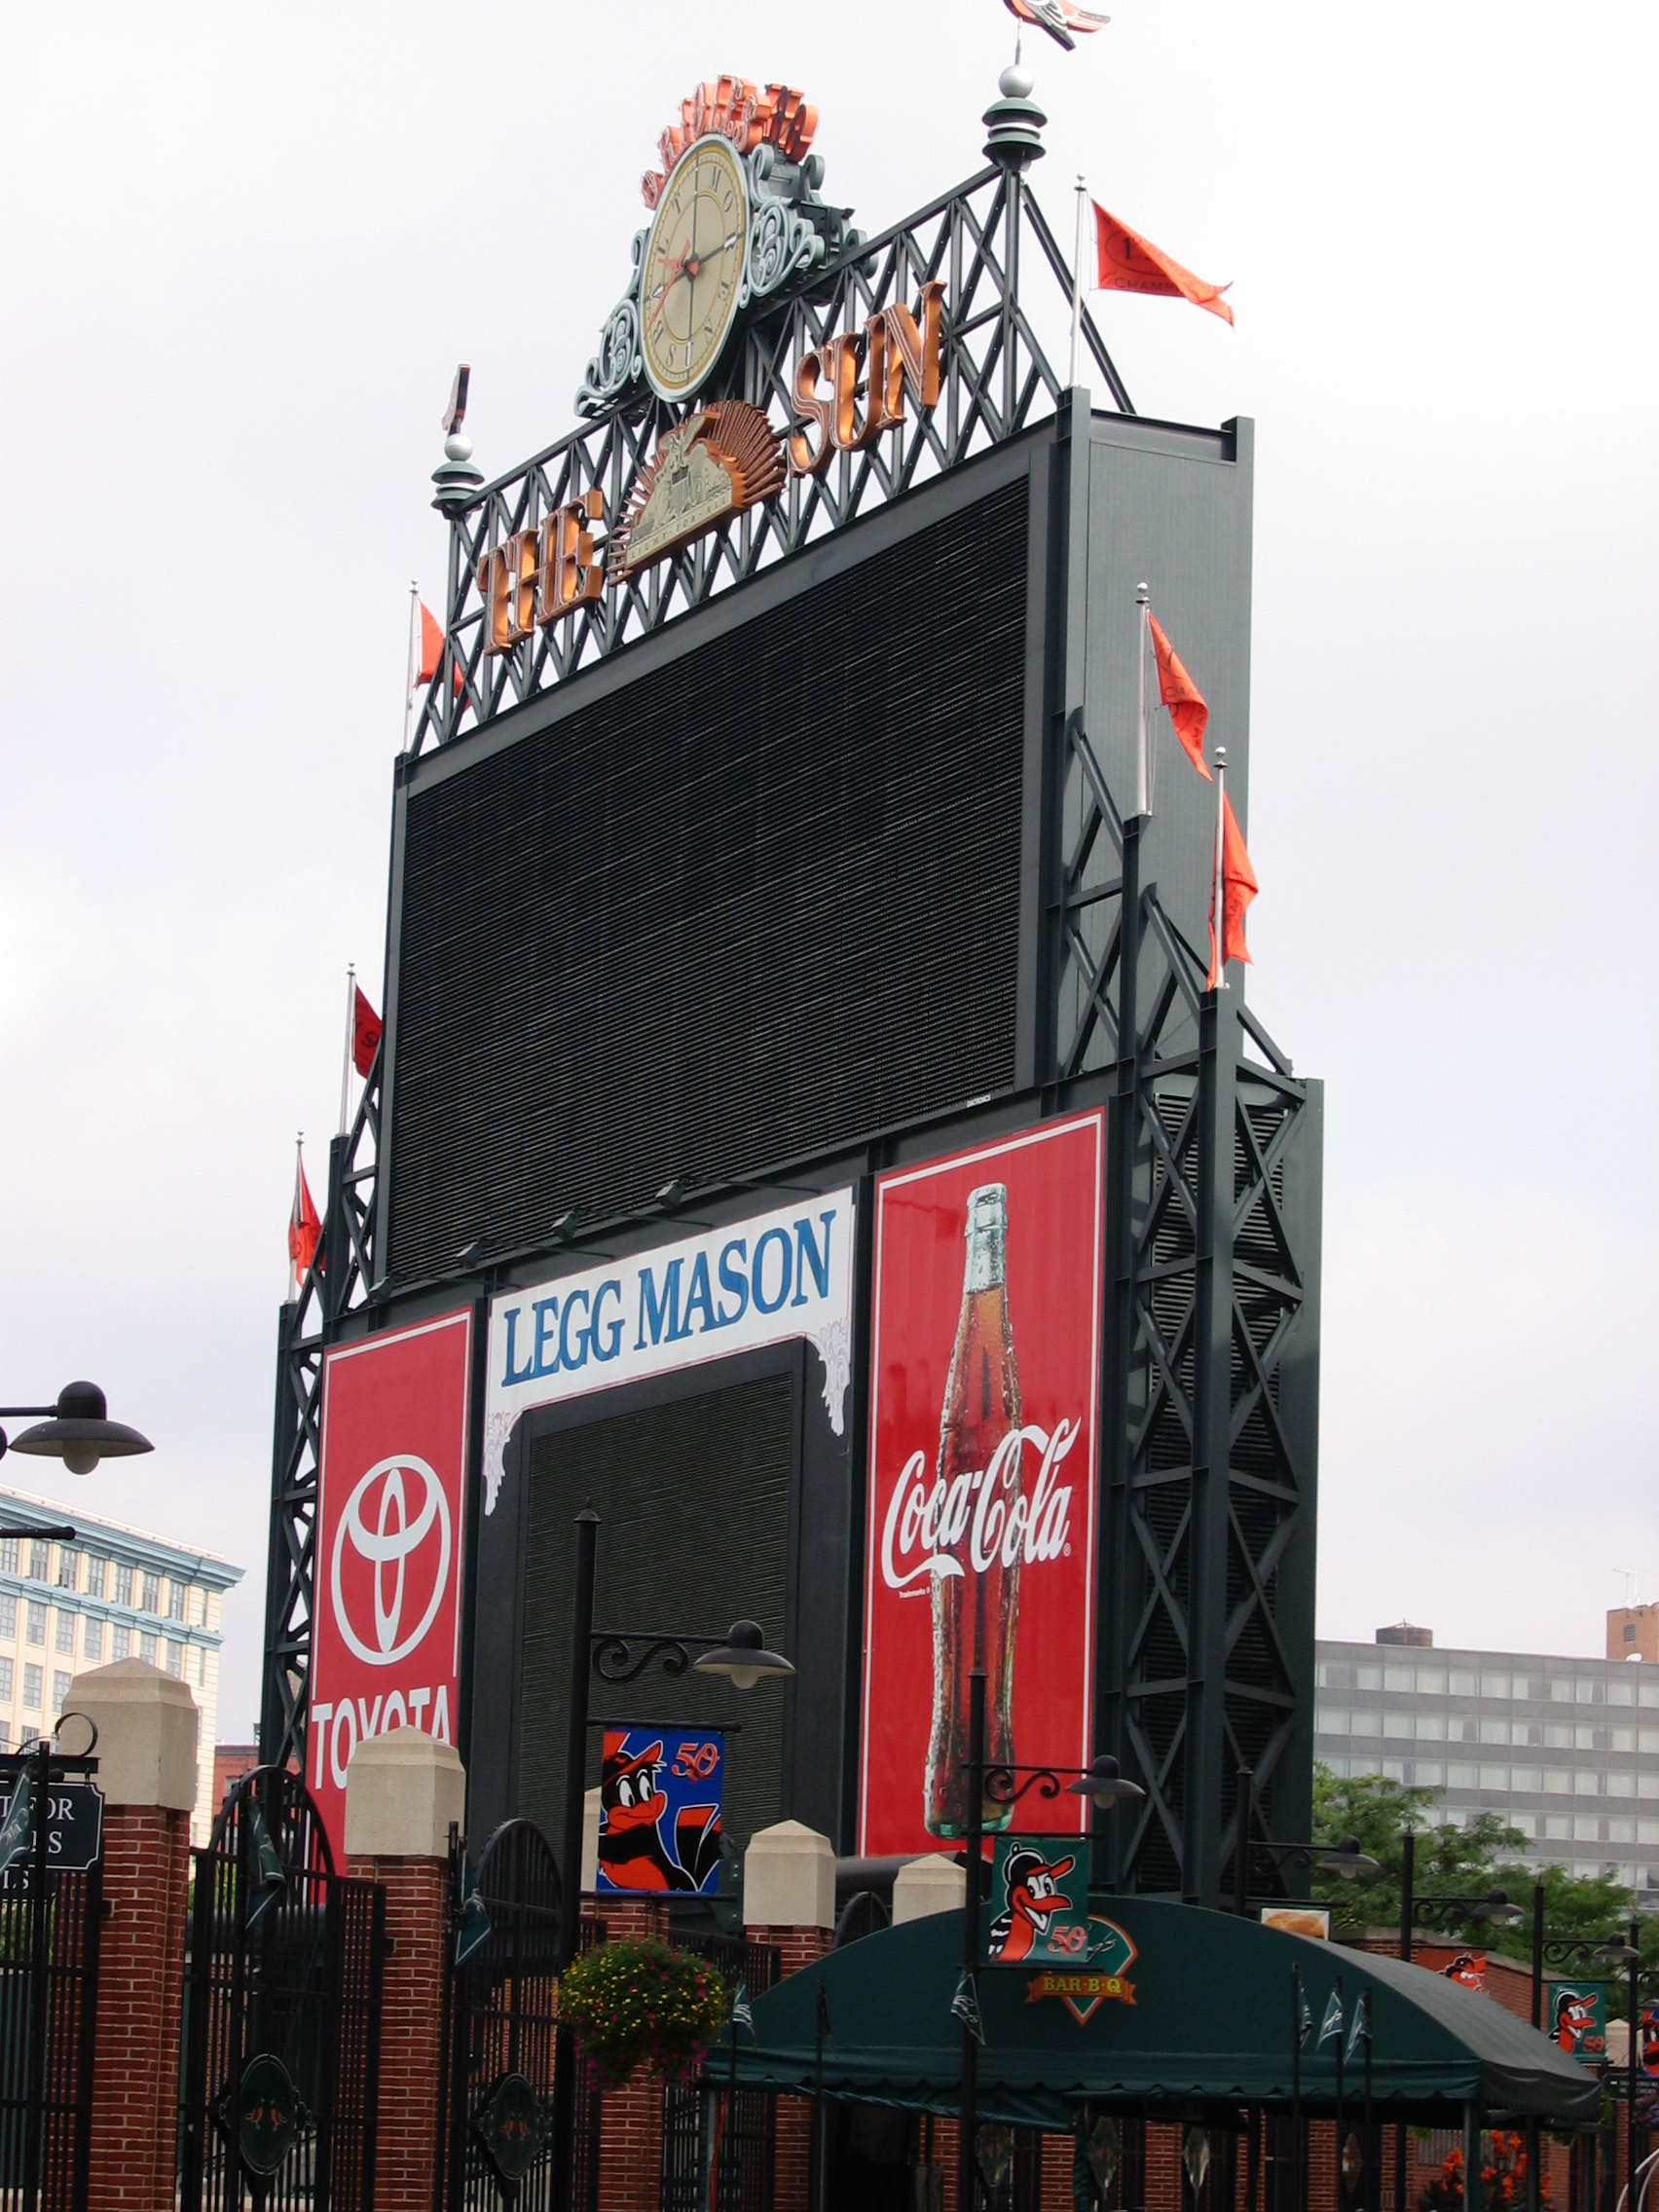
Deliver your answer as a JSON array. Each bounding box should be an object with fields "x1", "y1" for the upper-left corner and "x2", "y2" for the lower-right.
[{"x1": 1308, "y1": 1768, "x2": 1524, "y2": 1934}]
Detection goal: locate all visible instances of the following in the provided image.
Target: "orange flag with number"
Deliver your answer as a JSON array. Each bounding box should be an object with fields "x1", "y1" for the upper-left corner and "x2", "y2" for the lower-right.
[
  {"x1": 1207, "y1": 794, "x2": 1258, "y2": 988},
  {"x1": 1092, "y1": 203, "x2": 1235, "y2": 327},
  {"x1": 1149, "y1": 615, "x2": 1212, "y2": 778},
  {"x1": 288, "y1": 1146, "x2": 321, "y2": 1294}
]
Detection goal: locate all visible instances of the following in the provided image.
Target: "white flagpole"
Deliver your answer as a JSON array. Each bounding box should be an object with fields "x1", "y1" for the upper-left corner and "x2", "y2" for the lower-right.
[
  {"x1": 1134, "y1": 582, "x2": 1150, "y2": 819},
  {"x1": 289, "y1": 1133, "x2": 304, "y2": 1300},
  {"x1": 402, "y1": 580, "x2": 419, "y2": 753},
  {"x1": 1210, "y1": 745, "x2": 1230, "y2": 991},
  {"x1": 1071, "y1": 176, "x2": 1088, "y2": 389},
  {"x1": 338, "y1": 965, "x2": 355, "y2": 1137}
]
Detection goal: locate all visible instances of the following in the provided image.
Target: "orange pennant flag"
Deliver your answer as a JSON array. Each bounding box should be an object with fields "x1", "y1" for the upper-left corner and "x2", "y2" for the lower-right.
[
  {"x1": 288, "y1": 1144, "x2": 321, "y2": 1295},
  {"x1": 1148, "y1": 615, "x2": 1211, "y2": 779},
  {"x1": 417, "y1": 603, "x2": 444, "y2": 685},
  {"x1": 1092, "y1": 203, "x2": 1235, "y2": 327},
  {"x1": 1207, "y1": 793, "x2": 1258, "y2": 988}
]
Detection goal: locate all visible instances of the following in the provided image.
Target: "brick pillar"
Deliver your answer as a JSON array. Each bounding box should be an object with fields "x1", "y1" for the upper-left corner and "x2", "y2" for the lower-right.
[
  {"x1": 744, "y1": 1822, "x2": 837, "y2": 2212},
  {"x1": 595, "y1": 1895, "x2": 672, "y2": 2212},
  {"x1": 344, "y1": 1729, "x2": 465, "y2": 2212},
  {"x1": 69, "y1": 1657, "x2": 199, "y2": 2212}
]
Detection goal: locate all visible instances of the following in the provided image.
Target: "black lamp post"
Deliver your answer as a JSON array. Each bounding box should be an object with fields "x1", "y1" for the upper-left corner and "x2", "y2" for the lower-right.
[
  {"x1": 1230, "y1": 1765, "x2": 1382, "y2": 1919},
  {"x1": 957, "y1": 1685, "x2": 1145, "y2": 2212},
  {"x1": 0, "y1": 1382, "x2": 154, "y2": 1541},
  {"x1": 548, "y1": 1508, "x2": 793, "y2": 2212}
]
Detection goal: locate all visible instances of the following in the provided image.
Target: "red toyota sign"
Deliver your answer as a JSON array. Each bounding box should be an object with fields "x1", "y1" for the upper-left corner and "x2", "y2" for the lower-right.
[
  {"x1": 309, "y1": 1309, "x2": 473, "y2": 1857},
  {"x1": 858, "y1": 1113, "x2": 1104, "y2": 1857}
]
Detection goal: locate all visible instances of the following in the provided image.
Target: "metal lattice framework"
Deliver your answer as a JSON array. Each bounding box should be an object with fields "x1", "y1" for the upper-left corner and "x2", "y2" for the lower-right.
[
  {"x1": 409, "y1": 162, "x2": 1130, "y2": 758},
  {"x1": 258, "y1": 1051, "x2": 381, "y2": 1776},
  {"x1": 1057, "y1": 715, "x2": 1319, "y2": 1903}
]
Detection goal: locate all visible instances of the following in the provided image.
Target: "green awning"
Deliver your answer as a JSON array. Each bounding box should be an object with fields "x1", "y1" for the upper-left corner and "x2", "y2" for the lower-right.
[{"x1": 725, "y1": 1899, "x2": 1599, "y2": 2131}]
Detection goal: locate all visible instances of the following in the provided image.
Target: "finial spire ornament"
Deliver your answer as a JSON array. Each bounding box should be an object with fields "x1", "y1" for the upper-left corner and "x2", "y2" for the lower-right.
[{"x1": 432, "y1": 360, "x2": 483, "y2": 516}]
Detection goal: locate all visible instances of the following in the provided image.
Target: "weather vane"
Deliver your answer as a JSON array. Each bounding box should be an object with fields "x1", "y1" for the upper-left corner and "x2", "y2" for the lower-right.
[{"x1": 1003, "y1": 0, "x2": 1110, "y2": 57}]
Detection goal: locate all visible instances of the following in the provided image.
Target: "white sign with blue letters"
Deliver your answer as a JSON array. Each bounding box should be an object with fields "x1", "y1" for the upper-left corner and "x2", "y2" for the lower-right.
[{"x1": 483, "y1": 1188, "x2": 856, "y2": 1513}]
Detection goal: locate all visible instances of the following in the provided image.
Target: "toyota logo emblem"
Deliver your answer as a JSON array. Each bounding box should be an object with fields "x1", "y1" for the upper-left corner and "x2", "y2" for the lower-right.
[{"x1": 330, "y1": 1456, "x2": 453, "y2": 1668}]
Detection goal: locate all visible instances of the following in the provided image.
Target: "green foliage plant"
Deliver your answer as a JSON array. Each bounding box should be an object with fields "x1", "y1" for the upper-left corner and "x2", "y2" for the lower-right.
[{"x1": 557, "y1": 1937, "x2": 728, "y2": 2090}]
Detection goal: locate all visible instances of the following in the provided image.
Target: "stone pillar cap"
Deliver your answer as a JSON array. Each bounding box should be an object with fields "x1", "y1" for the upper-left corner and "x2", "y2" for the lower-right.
[
  {"x1": 744, "y1": 1819, "x2": 836, "y2": 1932},
  {"x1": 892, "y1": 1853, "x2": 967, "y2": 1926},
  {"x1": 67, "y1": 1658, "x2": 200, "y2": 1812},
  {"x1": 344, "y1": 1729, "x2": 465, "y2": 1861}
]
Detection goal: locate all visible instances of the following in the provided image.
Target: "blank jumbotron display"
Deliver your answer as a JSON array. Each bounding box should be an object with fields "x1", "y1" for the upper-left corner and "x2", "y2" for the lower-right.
[{"x1": 387, "y1": 481, "x2": 1028, "y2": 1281}]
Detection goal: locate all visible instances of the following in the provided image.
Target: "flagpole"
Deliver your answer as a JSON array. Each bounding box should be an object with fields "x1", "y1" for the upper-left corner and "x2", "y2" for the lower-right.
[
  {"x1": 1210, "y1": 745, "x2": 1229, "y2": 990},
  {"x1": 1135, "y1": 584, "x2": 1150, "y2": 819},
  {"x1": 289, "y1": 1133, "x2": 303, "y2": 1301},
  {"x1": 402, "y1": 580, "x2": 419, "y2": 753},
  {"x1": 1071, "y1": 176, "x2": 1088, "y2": 388},
  {"x1": 339, "y1": 965, "x2": 355, "y2": 1138}
]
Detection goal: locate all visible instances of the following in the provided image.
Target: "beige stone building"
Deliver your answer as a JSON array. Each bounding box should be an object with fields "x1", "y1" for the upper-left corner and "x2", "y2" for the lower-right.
[{"x1": 0, "y1": 1484, "x2": 242, "y2": 1845}]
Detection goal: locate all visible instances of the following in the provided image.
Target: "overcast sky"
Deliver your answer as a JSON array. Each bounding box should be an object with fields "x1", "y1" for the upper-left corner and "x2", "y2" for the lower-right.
[{"x1": 2, "y1": 2, "x2": 1653, "y2": 1736}]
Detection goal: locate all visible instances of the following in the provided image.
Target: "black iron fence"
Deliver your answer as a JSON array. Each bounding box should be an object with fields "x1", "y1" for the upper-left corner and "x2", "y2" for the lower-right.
[
  {"x1": 440, "y1": 1816, "x2": 605, "y2": 2212},
  {"x1": 662, "y1": 1931, "x2": 779, "y2": 2212},
  {"x1": 178, "y1": 1766, "x2": 384, "y2": 2212},
  {"x1": 0, "y1": 1737, "x2": 103, "y2": 2212}
]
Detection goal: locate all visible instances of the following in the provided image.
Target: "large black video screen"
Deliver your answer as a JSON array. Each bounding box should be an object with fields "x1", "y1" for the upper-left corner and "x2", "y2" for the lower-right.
[{"x1": 387, "y1": 476, "x2": 1029, "y2": 1282}]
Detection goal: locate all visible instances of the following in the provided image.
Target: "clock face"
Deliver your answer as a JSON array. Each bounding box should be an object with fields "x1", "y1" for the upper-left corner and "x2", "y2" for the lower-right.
[{"x1": 641, "y1": 135, "x2": 750, "y2": 402}]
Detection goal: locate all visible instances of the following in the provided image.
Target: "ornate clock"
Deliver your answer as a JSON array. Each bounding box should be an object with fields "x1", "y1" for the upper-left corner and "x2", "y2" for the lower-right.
[{"x1": 639, "y1": 134, "x2": 751, "y2": 402}]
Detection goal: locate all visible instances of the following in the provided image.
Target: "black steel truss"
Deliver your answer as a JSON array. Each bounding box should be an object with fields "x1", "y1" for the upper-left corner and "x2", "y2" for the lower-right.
[
  {"x1": 1060, "y1": 717, "x2": 1320, "y2": 1905},
  {"x1": 258, "y1": 1049, "x2": 382, "y2": 1777},
  {"x1": 410, "y1": 165, "x2": 1130, "y2": 758}
]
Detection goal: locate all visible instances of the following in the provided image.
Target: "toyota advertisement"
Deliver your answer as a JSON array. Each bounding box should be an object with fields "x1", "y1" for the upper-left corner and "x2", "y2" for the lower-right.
[
  {"x1": 309, "y1": 1309, "x2": 473, "y2": 1857},
  {"x1": 858, "y1": 1113, "x2": 1104, "y2": 1857}
]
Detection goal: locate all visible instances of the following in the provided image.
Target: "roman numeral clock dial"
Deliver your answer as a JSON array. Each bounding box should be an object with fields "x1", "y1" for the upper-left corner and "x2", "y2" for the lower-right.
[{"x1": 641, "y1": 134, "x2": 750, "y2": 402}]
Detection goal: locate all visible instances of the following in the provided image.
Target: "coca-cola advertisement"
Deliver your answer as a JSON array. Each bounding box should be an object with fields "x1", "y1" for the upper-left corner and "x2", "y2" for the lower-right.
[{"x1": 858, "y1": 1112, "x2": 1104, "y2": 1856}]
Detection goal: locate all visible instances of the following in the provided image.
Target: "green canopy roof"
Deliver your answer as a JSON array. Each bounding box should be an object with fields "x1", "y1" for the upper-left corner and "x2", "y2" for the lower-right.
[{"x1": 726, "y1": 1899, "x2": 1599, "y2": 2132}]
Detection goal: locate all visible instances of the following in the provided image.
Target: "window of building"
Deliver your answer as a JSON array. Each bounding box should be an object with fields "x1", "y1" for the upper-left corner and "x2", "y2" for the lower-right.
[
  {"x1": 1382, "y1": 1757, "x2": 1406, "y2": 1783},
  {"x1": 1481, "y1": 1675, "x2": 1510, "y2": 1699},
  {"x1": 1573, "y1": 1816, "x2": 1603, "y2": 1841},
  {"x1": 1575, "y1": 1771, "x2": 1603, "y2": 1796},
  {"x1": 83, "y1": 1558, "x2": 107, "y2": 1602},
  {"x1": 1515, "y1": 1677, "x2": 1548, "y2": 1702},
  {"x1": 1413, "y1": 1760, "x2": 1446, "y2": 1787},
  {"x1": 1316, "y1": 1706, "x2": 1347, "y2": 1734},
  {"x1": 0, "y1": 1537, "x2": 17, "y2": 1575},
  {"x1": 1612, "y1": 1727, "x2": 1636, "y2": 1751},
  {"x1": 1319, "y1": 1662, "x2": 1356, "y2": 1689},
  {"x1": 25, "y1": 1542, "x2": 48, "y2": 1583},
  {"x1": 1448, "y1": 1763, "x2": 1479, "y2": 1789},
  {"x1": 19, "y1": 1727, "x2": 37, "y2": 1749},
  {"x1": 25, "y1": 1604, "x2": 45, "y2": 1647},
  {"x1": 1417, "y1": 1714, "x2": 1447, "y2": 1741},
  {"x1": 1480, "y1": 1718, "x2": 1509, "y2": 1745},
  {"x1": 1322, "y1": 1754, "x2": 1349, "y2": 1778},
  {"x1": 1608, "y1": 1818, "x2": 1636, "y2": 1843},
  {"x1": 1515, "y1": 1720, "x2": 1544, "y2": 1746},
  {"x1": 1608, "y1": 1771, "x2": 1636, "y2": 1798},
  {"x1": 1479, "y1": 1764, "x2": 1509, "y2": 1791},
  {"x1": 1640, "y1": 1730, "x2": 1659, "y2": 1755},
  {"x1": 1610, "y1": 1679, "x2": 1637, "y2": 1707},
  {"x1": 1450, "y1": 1671, "x2": 1478, "y2": 1696},
  {"x1": 0, "y1": 1658, "x2": 12, "y2": 1702},
  {"x1": 1384, "y1": 1713, "x2": 1413, "y2": 1739},
  {"x1": 0, "y1": 1594, "x2": 15, "y2": 1639},
  {"x1": 1417, "y1": 1669, "x2": 1447, "y2": 1695},
  {"x1": 1641, "y1": 1681, "x2": 1659, "y2": 1710},
  {"x1": 139, "y1": 1574, "x2": 160, "y2": 1616},
  {"x1": 0, "y1": 1725, "x2": 8, "y2": 1752},
  {"x1": 138, "y1": 1633, "x2": 157, "y2": 1665},
  {"x1": 1383, "y1": 1667, "x2": 1415, "y2": 1692},
  {"x1": 22, "y1": 1665, "x2": 42, "y2": 1711},
  {"x1": 1510, "y1": 1811, "x2": 1539, "y2": 1836},
  {"x1": 55, "y1": 1549, "x2": 77, "y2": 1592},
  {"x1": 1512, "y1": 1766, "x2": 1543, "y2": 1792},
  {"x1": 111, "y1": 1626, "x2": 130, "y2": 1662},
  {"x1": 83, "y1": 1618, "x2": 102, "y2": 1663},
  {"x1": 55, "y1": 1611, "x2": 74, "y2": 1656},
  {"x1": 1545, "y1": 1813, "x2": 1571, "y2": 1838},
  {"x1": 114, "y1": 1564, "x2": 132, "y2": 1607},
  {"x1": 1641, "y1": 1774, "x2": 1659, "y2": 1801},
  {"x1": 1449, "y1": 1716, "x2": 1480, "y2": 1744},
  {"x1": 193, "y1": 1646, "x2": 206, "y2": 1685},
  {"x1": 167, "y1": 1581, "x2": 185, "y2": 1622},
  {"x1": 1546, "y1": 1722, "x2": 1572, "y2": 1748},
  {"x1": 51, "y1": 1672, "x2": 70, "y2": 1711},
  {"x1": 1350, "y1": 1709, "x2": 1382, "y2": 1736},
  {"x1": 165, "y1": 1642, "x2": 181, "y2": 1678},
  {"x1": 1639, "y1": 1821, "x2": 1659, "y2": 1845},
  {"x1": 1545, "y1": 1769, "x2": 1572, "y2": 1793},
  {"x1": 1550, "y1": 1678, "x2": 1573, "y2": 1702},
  {"x1": 1577, "y1": 1679, "x2": 1605, "y2": 1706}
]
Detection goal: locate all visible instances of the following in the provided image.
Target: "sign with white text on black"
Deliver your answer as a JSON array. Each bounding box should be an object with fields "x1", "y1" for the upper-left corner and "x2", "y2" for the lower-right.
[{"x1": 0, "y1": 1777, "x2": 104, "y2": 1884}]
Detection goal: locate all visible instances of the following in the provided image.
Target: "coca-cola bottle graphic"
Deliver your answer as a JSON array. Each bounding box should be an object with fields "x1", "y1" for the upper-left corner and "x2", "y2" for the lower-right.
[{"x1": 924, "y1": 1183, "x2": 1021, "y2": 1836}]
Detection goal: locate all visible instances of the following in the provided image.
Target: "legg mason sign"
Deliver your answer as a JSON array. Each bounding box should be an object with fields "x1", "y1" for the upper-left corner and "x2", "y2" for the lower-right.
[{"x1": 484, "y1": 1189, "x2": 857, "y2": 1513}]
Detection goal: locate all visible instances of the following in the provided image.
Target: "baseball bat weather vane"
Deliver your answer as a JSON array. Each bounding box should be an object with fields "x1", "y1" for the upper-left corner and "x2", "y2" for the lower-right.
[{"x1": 1003, "y1": 0, "x2": 1111, "y2": 59}]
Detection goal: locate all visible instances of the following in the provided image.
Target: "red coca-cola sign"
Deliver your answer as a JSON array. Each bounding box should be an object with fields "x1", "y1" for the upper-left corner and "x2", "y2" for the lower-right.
[{"x1": 858, "y1": 1112, "x2": 1104, "y2": 1856}]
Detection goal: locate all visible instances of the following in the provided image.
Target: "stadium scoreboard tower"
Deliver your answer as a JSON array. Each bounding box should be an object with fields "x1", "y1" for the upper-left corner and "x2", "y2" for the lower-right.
[{"x1": 265, "y1": 69, "x2": 1323, "y2": 1910}]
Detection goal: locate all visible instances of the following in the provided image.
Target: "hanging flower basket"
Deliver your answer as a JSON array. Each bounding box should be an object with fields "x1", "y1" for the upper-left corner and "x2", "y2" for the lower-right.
[{"x1": 557, "y1": 1938, "x2": 728, "y2": 2090}]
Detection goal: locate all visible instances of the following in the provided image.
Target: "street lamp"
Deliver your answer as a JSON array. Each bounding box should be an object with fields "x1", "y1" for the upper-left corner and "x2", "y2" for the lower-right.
[
  {"x1": 0, "y1": 1382, "x2": 154, "y2": 1540},
  {"x1": 1230, "y1": 1766, "x2": 1382, "y2": 1919},
  {"x1": 958, "y1": 1704, "x2": 1146, "y2": 2212},
  {"x1": 549, "y1": 1508, "x2": 793, "y2": 2212}
]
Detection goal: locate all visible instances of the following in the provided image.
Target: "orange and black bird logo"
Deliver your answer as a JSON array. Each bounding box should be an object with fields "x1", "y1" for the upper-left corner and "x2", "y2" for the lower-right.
[
  {"x1": 989, "y1": 1845, "x2": 1077, "y2": 1963},
  {"x1": 1555, "y1": 1990, "x2": 1597, "y2": 2052},
  {"x1": 597, "y1": 1738, "x2": 720, "y2": 1895}
]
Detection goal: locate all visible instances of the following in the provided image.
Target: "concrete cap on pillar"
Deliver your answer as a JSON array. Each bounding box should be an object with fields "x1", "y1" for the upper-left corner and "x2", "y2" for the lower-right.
[
  {"x1": 744, "y1": 1819, "x2": 835, "y2": 1931},
  {"x1": 892, "y1": 1854, "x2": 967, "y2": 1926},
  {"x1": 67, "y1": 1658, "x2": 199, "y2": 1811},
  {"x1": 344, "y1": 1729, "x2": 465, "y2": 1860}
]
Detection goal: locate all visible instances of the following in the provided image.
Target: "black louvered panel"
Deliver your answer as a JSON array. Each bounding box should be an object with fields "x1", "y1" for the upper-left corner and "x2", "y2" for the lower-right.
[{"x1": 388, "y1": 483, "x2": 1030, "y2": 1282}]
